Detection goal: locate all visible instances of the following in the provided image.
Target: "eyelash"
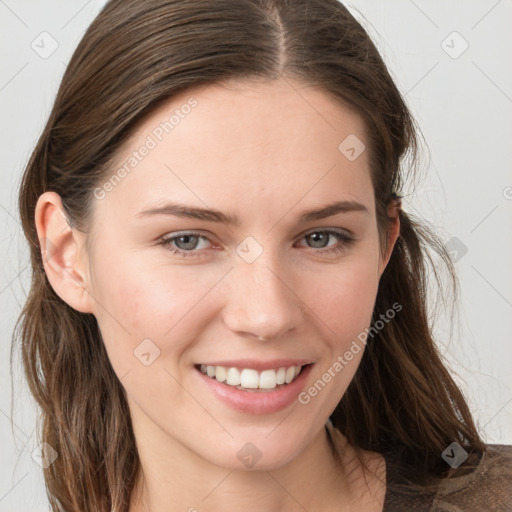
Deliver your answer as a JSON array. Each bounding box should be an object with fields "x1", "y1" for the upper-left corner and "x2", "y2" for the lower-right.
[{"x1": 158, "y1": 229, "x2": 356, "y2": 259}]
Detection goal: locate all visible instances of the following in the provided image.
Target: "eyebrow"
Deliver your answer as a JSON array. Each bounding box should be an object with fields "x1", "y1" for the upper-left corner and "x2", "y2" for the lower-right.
[{"x1": 136, "y1": 199, "x2": 369, "y2": 225}]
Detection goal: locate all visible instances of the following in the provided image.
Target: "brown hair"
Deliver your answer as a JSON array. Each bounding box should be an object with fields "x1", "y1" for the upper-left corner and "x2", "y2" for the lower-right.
[{"x1": 13, "y1": 0, "x2": 485, "y2": 510}]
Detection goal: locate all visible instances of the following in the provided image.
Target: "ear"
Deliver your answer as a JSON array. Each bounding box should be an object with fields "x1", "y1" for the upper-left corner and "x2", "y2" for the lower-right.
[
  {"x1": 35, "y1": 191, "x2": 96, "y2": 314},
  {"x1": 378, "y1": 199, "x2": 401, "y2": 278}
]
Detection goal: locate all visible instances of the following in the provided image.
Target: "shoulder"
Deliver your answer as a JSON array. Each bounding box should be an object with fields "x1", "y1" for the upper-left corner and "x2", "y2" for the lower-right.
[
  {"x1": 432, "y1": 444, "x2": 512, "y2": 512},
  {"x1": 325, "y1": 423, "x2": 512, "y2": 511},
  {"x1": 385, "y1": 444, "x2": 512, "y2": 512}
]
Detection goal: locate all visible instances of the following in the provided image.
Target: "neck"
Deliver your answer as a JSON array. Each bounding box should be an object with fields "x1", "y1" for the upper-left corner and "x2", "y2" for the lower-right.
[{"x1": 128, "y1": 421, "x2": 385, "y2": 512}]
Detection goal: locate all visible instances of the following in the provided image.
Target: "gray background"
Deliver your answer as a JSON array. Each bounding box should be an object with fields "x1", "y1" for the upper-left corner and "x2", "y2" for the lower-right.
[{"x1": 1, "y1": 0, "x2": 511, "y2": 510}]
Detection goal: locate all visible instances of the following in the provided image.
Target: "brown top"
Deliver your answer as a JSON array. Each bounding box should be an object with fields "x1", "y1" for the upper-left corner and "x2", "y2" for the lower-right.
[{"x1": 325, "y1": 421, "x2": 512, "y2": 511}]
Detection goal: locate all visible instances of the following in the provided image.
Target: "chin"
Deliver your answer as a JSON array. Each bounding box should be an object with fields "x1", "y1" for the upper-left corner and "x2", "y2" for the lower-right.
[{"x1": 196, "y1": 426, "x2": 314, "y2": 472}]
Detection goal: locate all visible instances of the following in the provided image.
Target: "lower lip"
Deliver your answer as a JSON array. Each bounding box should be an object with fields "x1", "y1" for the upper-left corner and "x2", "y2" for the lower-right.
[{"x1": 195, "y1": 364, "x2": 313, "y2": 415}]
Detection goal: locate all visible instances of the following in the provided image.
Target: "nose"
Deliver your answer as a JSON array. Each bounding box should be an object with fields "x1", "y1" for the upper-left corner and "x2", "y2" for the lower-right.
[{"x1": 221, "y1": 252, "x2": 303, "y2": 342}]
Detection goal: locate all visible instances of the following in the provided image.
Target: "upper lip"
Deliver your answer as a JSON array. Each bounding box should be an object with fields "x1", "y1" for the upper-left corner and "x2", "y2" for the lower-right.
[{"x1": 196, "y1": 359, "x2": 314, "y2": 372}]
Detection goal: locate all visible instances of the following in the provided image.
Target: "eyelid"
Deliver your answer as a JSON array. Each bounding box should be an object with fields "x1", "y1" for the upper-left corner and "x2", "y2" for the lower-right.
[{"x1": 300, "y1": 226, "x2": 354, "y2": 238}]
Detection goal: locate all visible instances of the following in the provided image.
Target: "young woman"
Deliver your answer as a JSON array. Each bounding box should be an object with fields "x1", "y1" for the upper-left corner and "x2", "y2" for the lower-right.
[{"x1": 14, "y1": 0, "x2": 512, "y2": 510}]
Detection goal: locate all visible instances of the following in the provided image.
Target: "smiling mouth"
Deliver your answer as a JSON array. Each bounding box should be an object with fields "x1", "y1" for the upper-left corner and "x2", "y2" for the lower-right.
[{"x1": 196, "y1": 364, "x2": 309, "y2": 392}]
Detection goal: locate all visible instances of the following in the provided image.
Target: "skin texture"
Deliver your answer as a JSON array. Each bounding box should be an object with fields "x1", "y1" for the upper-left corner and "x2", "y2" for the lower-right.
[{"x1": 35, "y1": 78, "x2": 400, "y2": 511}]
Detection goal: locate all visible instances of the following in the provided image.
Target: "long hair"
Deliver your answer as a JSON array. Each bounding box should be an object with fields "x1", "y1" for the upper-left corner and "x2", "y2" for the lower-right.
[{"x1": 13, "y1": 0, "x2": 485, "y2": 510}]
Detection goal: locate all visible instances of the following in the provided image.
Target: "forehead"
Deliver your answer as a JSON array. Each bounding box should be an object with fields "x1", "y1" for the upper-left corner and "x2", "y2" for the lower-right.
[{"x1": 94, "y1": 77, "x2": 374, "y2": 223}]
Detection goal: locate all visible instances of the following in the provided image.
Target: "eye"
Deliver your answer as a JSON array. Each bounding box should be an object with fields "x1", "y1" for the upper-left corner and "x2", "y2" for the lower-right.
[
  {"x1": 158, "y1": 232, "x2": 211, "y2": 258},
  {"x1": 295, "y1": 229, "x2": 356, "y2": 255},
  {"x1": 158, "y1": 229, "x2": 356, "y2": 259}
]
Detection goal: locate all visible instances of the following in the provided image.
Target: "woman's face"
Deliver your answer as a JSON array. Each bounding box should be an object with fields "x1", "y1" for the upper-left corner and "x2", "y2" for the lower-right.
[{"x1": 80, "y1": 78, "x2": 396, "y2": 469}]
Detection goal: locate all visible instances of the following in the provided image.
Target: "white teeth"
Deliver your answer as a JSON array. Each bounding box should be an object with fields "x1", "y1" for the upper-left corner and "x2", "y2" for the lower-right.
[
  {"x1": 285, "y1": 366, "x2": 295, "y2": 384},
  {"x1": 215, "y1": 366, "x2": 226, "y2": 383},
  {"x1": 226, "y1": 367, "x2": 241, "y2": 386},
  {"x1": 259, "y1": 369, "x2": 277, "y2": 389},
  {"x1": 240, "y1": 369, "x2": 259, "y2": 389},
  {"x1": 199, "y1": 364, "x2": 304, "y2": 390}
]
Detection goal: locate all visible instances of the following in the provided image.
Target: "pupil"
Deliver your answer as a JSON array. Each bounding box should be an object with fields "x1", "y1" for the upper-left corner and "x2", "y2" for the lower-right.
[
  {"x1": 178, "y1": 235, "x2": 197, "y2": 250},
  {"x1": 309, "y1": 232, "x2": 327, "y2": 248}
]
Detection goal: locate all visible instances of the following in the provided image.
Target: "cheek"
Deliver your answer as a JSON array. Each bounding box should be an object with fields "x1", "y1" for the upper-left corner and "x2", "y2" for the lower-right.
[
  {"x1": 89, "y1": 251, "x2": 225, "y2": 375},
  {"x1": 296, "y1": 256, "x2": 380, "y2": 412},
  {"x1": 305, "y1": 254, "x2": 380, "y2": 345}
]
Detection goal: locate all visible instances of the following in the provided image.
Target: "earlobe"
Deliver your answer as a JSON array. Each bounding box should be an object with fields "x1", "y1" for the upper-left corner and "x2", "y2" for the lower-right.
[{"x1": 35, "y1": 191, "x2": 95, "y2": 314}]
